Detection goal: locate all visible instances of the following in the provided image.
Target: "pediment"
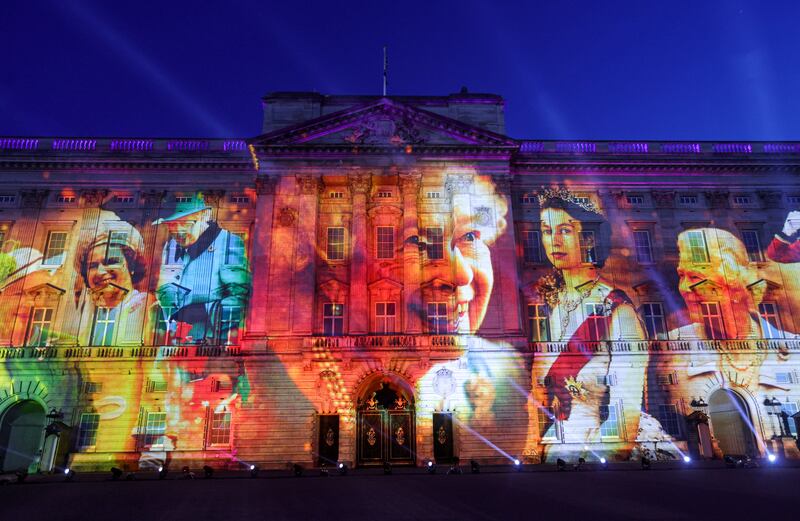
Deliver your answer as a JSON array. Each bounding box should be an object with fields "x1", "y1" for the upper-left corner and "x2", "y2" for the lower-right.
[
  {"x1": 318, "y1": 278, "x2": 349, "y2": 302},
  {"x1": 689, "y1": 279, "x2": 721, "y2": 291},
  {"x1": 24, "y1": 282, "x2": 66, "y2": 298},
  {"x1": 420, "y1": 277, "x2": 456, "y2": 292},
  {"x1": 368, "y1": 278, "x2": 403, "y2": 291},
  {"x1": 633, "y1": 280, "x2": 664, "y2": 297},
  {"x1": 250, "y1": 98, "x2": 516, "y2": 149}
]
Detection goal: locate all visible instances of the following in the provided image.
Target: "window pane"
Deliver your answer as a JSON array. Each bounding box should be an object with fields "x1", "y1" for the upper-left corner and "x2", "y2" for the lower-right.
[
  {"x1": 376, "y1": 227, "x2": 394, "y2": 259},
  {"x1": 758, "y1": 302, "x2": 782, "y2": 339},
  {"x1": 210, "y1": 411, "x2": 232, "y2": 444},
  {"x1": 43, "y1": 231, "x2": 67, "y2": 265},
  {"x1": 600, "y1": 404, "x2": 619, "y2": 437},
  {"x1": 523, "y1": 230, "x2": 542, "y2": 263},
  {"x1": 426, "y1": 227, "x2": 444, "y2": 260},
  {"x1": 327, "y1": 228, "x2": 345, "y2": 261},
  {"x1": 686, "y1": 231, "x2": 708, "y2": 263},
  {"x1": 579, "y1": 231, "x2": 596, "y2": 263},
  {"x1": 741, "y1": 230, "x2": 763, "y2": 262},
  {"x1": 633, "y1": 230, "x2": 653, "y2": 263},
  {"x1": 77, "y1": 413, "x2": 100, "y2": 448}
]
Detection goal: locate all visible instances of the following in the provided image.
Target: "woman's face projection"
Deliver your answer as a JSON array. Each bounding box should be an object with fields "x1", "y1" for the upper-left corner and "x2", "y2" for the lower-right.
[
  {"x1": 540, "y1": 207, "x2": 584, "y2": 270},
  {"x1": 86, "y1": 244, "x2": 133, "y2": 307},
  {"x1": 451, "y1": 226, "x2": 494, "y2": 333}
]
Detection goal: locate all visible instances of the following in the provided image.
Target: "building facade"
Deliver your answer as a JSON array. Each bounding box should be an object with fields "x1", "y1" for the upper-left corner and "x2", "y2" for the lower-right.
[{"x1": 1, "y1": 92, "x2": 799, "y2": 473}]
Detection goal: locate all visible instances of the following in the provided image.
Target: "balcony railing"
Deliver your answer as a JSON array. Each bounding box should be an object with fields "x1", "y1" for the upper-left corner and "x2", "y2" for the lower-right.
[
  {"x1": 526, "y1": 338, "x2": 800, "y2": 354},
  {"x1": 305, "y1": 334, "x2": 465, "y2": 350}
]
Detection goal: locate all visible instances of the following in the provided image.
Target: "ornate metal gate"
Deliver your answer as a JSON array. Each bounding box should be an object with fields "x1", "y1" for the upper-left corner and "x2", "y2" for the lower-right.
[
  {"x1": 317, "y1": 414, "x2": 340, "y2": 466},
  {"x1": 357, "y1": 382, "x2": 415, "y2": 466}
]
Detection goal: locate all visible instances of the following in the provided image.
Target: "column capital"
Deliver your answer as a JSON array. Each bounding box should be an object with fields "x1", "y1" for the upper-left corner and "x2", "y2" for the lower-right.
[
  {"x1": 348, "y1": 173, "x2": 372, "y2": 195},
  {"x1": 651, "y1": 190, "x2": 676, "y2": 208},
  {"x1": 399, "y1": 171, "x2": 421, "y2": 196},
  {"x1": 491, "y1": 174, "x2": 513, "y2": 193},
  {"x1": 445, "y1": 173, "x2": 474, "y2": 196},
  {"x1": 20, "y1": 189, "x2": 49, "y2": 208},
  {"x1": 141, "y1": 190, "x2": 166, "y2": 207},
  {"x1": 296, "y1": 175, "x2": 320, "y2": 195},
  {"x1": 255, "y1": 175, "x2": 279, "y2": 195},
  {"x1": 203, "y1": 190, "x2": 226, "y2": 207},
  {"x1": 80, "y1": 189, "x2": 109, "y2": 208}
]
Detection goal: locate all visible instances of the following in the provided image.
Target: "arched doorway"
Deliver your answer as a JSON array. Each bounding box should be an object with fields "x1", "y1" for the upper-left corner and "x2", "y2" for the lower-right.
[
  {"x1": 708, "y1": 389, "x2": 757, "y2": 457},
  {"x1": 0, "y1": 400, "x2": 46, "y2": 473},
  {"x1": 356, "y1": 377, "x2": 415, "y2": 467}
]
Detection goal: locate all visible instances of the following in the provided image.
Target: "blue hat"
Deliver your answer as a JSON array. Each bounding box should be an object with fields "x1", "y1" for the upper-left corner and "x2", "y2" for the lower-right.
[{"x1": 152, "y1": 193, "x2": 211, "y2": 225}]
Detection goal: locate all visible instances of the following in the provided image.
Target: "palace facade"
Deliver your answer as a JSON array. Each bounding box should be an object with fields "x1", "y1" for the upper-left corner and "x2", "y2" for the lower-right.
[{"x1": 1, "y1": 91, "x2": 799, "y2": 473}]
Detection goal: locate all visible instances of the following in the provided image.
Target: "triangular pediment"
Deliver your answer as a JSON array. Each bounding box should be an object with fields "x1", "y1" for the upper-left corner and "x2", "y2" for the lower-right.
[
  {"x1": 250, "y1": 98, "x2": 516, "y2": 149},
  {"x1": 420, "y1": 277, "x2": 456, "y2": 292}
]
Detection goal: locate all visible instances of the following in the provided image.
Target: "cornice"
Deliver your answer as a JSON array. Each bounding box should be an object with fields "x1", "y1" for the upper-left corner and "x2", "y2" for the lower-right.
[{"x1": 0, "y1": 159, "x2": 253, "y2": 171}]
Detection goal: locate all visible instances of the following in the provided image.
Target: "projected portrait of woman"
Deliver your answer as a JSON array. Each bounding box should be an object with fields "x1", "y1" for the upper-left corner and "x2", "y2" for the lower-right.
[{"x1": 531, "y1": 187, "x2": 648, "y2": 461}]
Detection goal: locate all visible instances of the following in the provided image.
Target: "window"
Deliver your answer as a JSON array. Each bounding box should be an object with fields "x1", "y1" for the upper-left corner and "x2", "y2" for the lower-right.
[
  {"x1": 633, "y1": 230, "x2": 653, "y2": 263},
  {"x1": 733, "y1": 195, "x2": 752, "y2": 205},
  {"x1": 788, "y1": 195, "x2": 800, "y2": 205},
  {"x1": 114, "y1": 195, "x2": 135, "y2": 204},
  {"x1": 165, "y1": 235, "x2": 186, "y2": 265},
  {"x1": 573, "y1": 196, "x2": 590, "y2": 206},
  {"x1": 225, "y1": 231, "x2": 246, "y2": 265},
  {"x1": 154, "y1": 306, "x2": 175, "y2": 346},
  {"x1": 56, "y1": 195, "x2": 76, "y2": 204},
  {"x1": 758, "y1": 302, "x2": 782, "y2": 339},
  {"x1": 740, "y1": 230, "x2": 763, "y2": 262},
  {"x1": 144, "y1": 412, "x2": 167, "y2": 446},
  {"x1": 105, "y1": 231, "x2": 128, "y2": 263},
  {"x1": 376, "y1": 191, "x2": 392, "y2": 198},
  {"x1": 175, "y1": 196, "x2": 191, "y2": 203},
  {"x1": 426, "y1": 191, "x2": 441, "y2": 199},
  {"x1": 230, "y1": 195, "x2": 250, "y2": 204},
  {"x1": 658, "y1": 404, "x2": 681, "y2": 436},
  {"x1": 782, "y1": 403, "x2": 799, "y2": 437},
  {"x1": 626, "y1": 195, "x2": 644, "y2": 205},
  {"x1": 427, "y1": 302, "x2": 448, "y2": 334},
  {"x1": 700, "y1": 302, "x2": 726, "y2": 340},
  {"x1": 208, "y1": 411, "x2": 232, "y2": 445},
  {"x1": 528, "y1": 304, "x2": 551, "y2": 342},
  {"x1": 584, "y1": 303, "x2": 608, "y2": 341},
  {"x1": 146, "y1": 379, "x2": 168, "y2": 393},
  {"x1": 579, "y1": 230, "x2": 596, "y2": 264},
  {"x1": 329, "y1": 191, "x2": 344, "y2": 199},
  {"x1": 323, "y1": 303, "x2": 344, "y2": 336},
  {"x1": 656, "y1": 373, "x2": 677, "y2": 386},
  {"x1": 376, "y1": 226, "x2": 394, "y2": 260},
  {"x1": 0, "y1": 195, "x2": 16, "y2": 204},
  {"x1": 25, "y1": 307, "x2": 53, "y2": 347},
  {"x1": 91, "y1": 307, "x2": 118, "y2": 346},
  {"x1": 219, "y1": 305, "x2": 242, "y2": 345},
  {"x1": 425, "y1": 227, "x2": 444, "y2": 260},
  {"x1": 641, "y1": 303, "x2": 667, "y2": 340},
  {"x1": 599, "y1": 404, "x2": 620, "y2": 438},
  {"x1": 522, "y1": 230, "x2": 543, "y2": 263},
  {"x1": 684, "y1": 230, "x2": 709, "y2": 263},
  {"x1": 776, "y1": 372, "x2": 795, "y2": 385},
  {"x1": 42, "y1": 231, "x2": 68, "y2": 266},
  {"x1": 538, "y1": 406, "x2": 558, "y2": 440},
  {"x1": 520, "y1": 193, "x2": 536, "y2": 205},
  {"x1": 375, "y1": 302, "x2": 396, "y2": 334},
  {"x1": 595, "y1": 374, "x2": 617, "y2": 386},
  {"x1": 326, "y1": 227, "x2": 345, "y2": 261},
  {"x1": 77, "y1": 413, "x2": 100, "y2": 448},
  {"x1": 83, "y1": 381, "x2": 103, "y2": 394},
  {"x1": 680, "y1": 195, "x2": 698, "y2": 205}
]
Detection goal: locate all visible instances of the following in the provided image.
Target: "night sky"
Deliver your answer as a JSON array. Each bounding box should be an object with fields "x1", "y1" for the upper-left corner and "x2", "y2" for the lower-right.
[{"x1": 2, "y1": 0, "x2": 799, "y2": 141}]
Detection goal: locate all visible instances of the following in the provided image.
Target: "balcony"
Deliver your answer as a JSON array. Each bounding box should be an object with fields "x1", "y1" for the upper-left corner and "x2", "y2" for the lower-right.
[{"x1": 526, "y1": 338, "x2": 800, "y2": 354}]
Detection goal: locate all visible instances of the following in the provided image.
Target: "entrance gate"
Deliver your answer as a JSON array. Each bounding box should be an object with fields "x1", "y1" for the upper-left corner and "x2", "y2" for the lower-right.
[
  {"x1": 357, "y1": 382, "x2": 415, "y2": 466},
  {"x1": 708, "y1": 389, "x2": 757, "y2": 457},
  {"x1": 0, "y1": 400, "x2": 46, "y2": 473}
]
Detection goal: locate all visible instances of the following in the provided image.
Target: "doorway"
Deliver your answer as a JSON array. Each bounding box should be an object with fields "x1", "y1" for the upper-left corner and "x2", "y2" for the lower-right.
[
  {"x1": 0, "y1": 400, "x2": 46, "y2": 473},
  {"x1": 356, "y1": 380, "x2": 415, "y2": 466},
  {"x1": 708, "y1": 389, "x2": 757, "y2": 457}
]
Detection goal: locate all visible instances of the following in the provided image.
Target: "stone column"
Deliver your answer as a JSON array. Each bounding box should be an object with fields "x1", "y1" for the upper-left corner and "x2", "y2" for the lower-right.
[
  {"x1": 245, "y1": 176, "x2": 278, "y2": 343},
  {"x1": 400, "y1": 172, "x2": 423, "y2": 333},
  {"x1": 491, "y1": 174, "x2": 523, "y2": 335},
  {"x1": 292, "y1": 175, "x2": 320, "y2": 335},
  {"x1": 348, "y1": 173, "x2": 371, "y2": 335}
]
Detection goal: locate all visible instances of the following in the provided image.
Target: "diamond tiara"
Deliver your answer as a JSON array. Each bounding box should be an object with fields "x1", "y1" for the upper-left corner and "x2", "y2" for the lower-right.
[{"x1": 535, "y1": 186, "x2": 604, "y2": 216}]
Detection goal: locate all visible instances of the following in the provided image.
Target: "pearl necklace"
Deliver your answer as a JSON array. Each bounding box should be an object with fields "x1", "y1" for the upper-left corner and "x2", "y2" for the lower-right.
[{"x1": 557, "y1": 276, "x2": 601, "y2": 341}]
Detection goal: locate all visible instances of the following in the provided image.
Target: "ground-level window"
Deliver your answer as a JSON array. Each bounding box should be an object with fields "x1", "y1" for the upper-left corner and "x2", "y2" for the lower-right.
[
  {"x1": 208, "y1": 411, "x2": 232, "y2": 445},
  {"x1": 599, "y1": 404, "x2": 620, "y2": 438},
  {"x1": 77, "y1": 413, "x2": 100, "y2": 449},
  {"x1": 144, "y1": 412, "x2": 167, "y2": 447}
]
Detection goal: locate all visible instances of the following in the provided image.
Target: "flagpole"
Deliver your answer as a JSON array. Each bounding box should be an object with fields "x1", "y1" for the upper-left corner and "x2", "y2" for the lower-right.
[{"x1": 383, "y1": 45, "x2": 388, "y2": 96}]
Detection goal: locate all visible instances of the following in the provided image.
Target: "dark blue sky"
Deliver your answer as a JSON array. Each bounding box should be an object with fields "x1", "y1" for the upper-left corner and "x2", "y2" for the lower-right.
[{"x1": 2, "y1": 0, "x2": 799, "y2": 140}]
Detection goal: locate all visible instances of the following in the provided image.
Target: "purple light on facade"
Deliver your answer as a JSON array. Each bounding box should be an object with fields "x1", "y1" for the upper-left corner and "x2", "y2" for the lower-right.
[
  {"x1": 223, "y1": 140, "x2": 247, "y2": 152},
  {"x1": 712, "y1": 143, "x2": 752, "y2": 154},
  {"x1": 555, "y1": 142, "x2": 596, "y2": 153},
  {"x1": 660, "y1": 143, "x2": 702, "y2": 154},
  {"x1": 0, "y1": 138, "x2": 39, "y2": 150},
  {"x1": 167, "y1": 140, "x2": 210, "y2": 152},
  {"x1": 763, "y1": 143, "x2": 800, "y2": 154},
  {"x1": 110, "y1": 139, "x2": 154, "y2": 152},
  {"x1": 608, "y1": 142, "x2": 649, "y2": 154},
  {"x1": 51, "y1": 139, "x2": 97, "y2": 151},
  {"x1": 519, "y1": 141, "x2": 545, "y2": 154}
]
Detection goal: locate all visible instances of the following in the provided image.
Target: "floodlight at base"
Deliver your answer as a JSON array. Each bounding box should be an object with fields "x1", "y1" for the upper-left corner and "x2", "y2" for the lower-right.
[
  {"x1": 249, "y1": 465, "x2": 259, "y2": 478},
  {"x1": 470, "y1": 460, "x2": 480, "y2": 474},
  {"x1": 64, "y1": 468, "x2": 75, "y2": 482},
  {"x1": 513, "y1": 459, "x2": 522, "y2": 472},
  {"x1": 683, "y1": 456, "x2": 691, "y2": 463},
  {"x1": 293, "y1": 464, "x2": 304, "y2": 477},
  {"x1": 158, "y1": 466, "x2": 168, "y2": 480},
  {"x1": 383, "y1": 462, "x2": 392, "y2": 475},
  {"x1": 337, "y1": 462, "x2": 348, "y2": 476},
  {"x1": 599, "y1": 457, "x2": 607, "y2": 464},
  {"x1": 641, "y1": 457, "x2": 651, "y2": 470},
  {"x1": 556, "y1": 458, "x2": 567, "y2": 471},
  {"x1": 203, "y1": 465, "x2": 214, "y2": 479},
  {"x1": 767, "y1": 453, "x2": 777, "y2": 463},
  {"x1": 110, "y1": 467, "x2": 123, "y2": 480},
  {"x1": 426, "y1": 461, "x2": 436, "y2": 474}
]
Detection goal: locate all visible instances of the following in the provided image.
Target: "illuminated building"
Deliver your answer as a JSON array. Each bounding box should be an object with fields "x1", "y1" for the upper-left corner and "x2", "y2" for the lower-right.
[{"x1": 1, "y1": 91, "x2": 799, "y2": 473}]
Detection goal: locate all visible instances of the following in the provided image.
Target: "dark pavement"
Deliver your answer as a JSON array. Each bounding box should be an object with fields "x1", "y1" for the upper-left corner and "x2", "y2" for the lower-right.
[{"x1": 1, "y1": 464, "x2": 795, "y2": 520}]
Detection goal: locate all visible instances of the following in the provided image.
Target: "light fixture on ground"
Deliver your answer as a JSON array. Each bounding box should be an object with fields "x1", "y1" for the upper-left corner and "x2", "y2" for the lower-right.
[
  {"x1": 64, "y1": 468, "x2": 75, "y2": 482},
  {"x1": 513, "y1": 459, "x2": 522, "y2": 472},
  {"x1": 641, "y1": 457, "x2": 651, "y2": 470},
  {"x1": 249, "y1": 465, "x2": 259, "y2": 478},
  {"x1": 426, "y1": 460, "x2": 436, "y2": 474},
  {"x1": 383, "y1": 461, "x2": 392, "y2": 475},
  {"x1": 110, "y1": 467, "x2": 123, "y2": 480},
  {"x1": 470, "y1": 460, "x2": 480, "y2": 474},
  {"x1": 574, "y1": 457, "x2": 585, "y2": 471},
  {"x1": 293, "y1": 463, "x2": 304, "y2": 477},
  {"x1": 203, "y1": 466, "x2": 214, "y2": 479},
  {"x1": 158, "y1": 466, "x2": 168, "y2": 480},
  {"x1": 682, "y1": 456, "x2": 691, "y2": 464},
  {"x1": 599, "y1": 457, "x2": 607, "y2": 468},
  {"x1": 556, "y1": 458, "x2": 567, "y2": 471},
  {"x1": 181, "y1": 466, "x2": 195, "y2": 479},
  {"x1": 337, "y1": 462, "x2": 348, "y2": 476},
  {"x1": 320, "y1": 463, "x2": 329, "y2": 477},
  {"x1": 767, "y1": 453, "x2": 777, "y2": 463}
]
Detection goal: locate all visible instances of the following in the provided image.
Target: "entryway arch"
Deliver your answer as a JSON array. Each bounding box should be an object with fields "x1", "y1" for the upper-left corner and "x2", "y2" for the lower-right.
[
  {"x1": 708, "y1": 389, "x2": 757, "y2": 457},
  {"x1": 0, "y1": 400, "x2": 47, "y2": 473},
  {"x1": 355, "y1": 372, "x2": 416, "y2": 467}
]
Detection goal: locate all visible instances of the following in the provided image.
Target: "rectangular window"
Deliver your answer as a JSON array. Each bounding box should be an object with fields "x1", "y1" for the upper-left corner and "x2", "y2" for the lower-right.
[
  {"x1": 114, "y1": 195, "x2": 135, "y2": 204},
  {"x1": 579, "y1": 230, "x2": 596, "y2": 264},
  {"x1": 175, "y1": 196, "x2": 191, "y2": 203},
  {"x1": 584, "y1": 303, "x2": 608, "y2": 341},
  {"x1": 376, "y1": 226, "x2": 394, "y2": 259},
  {"x1": 83, "y1": 381, "x2": 103, "y2": 394},
  {"x1": 56, "y1": 195, "x2": 76, "y2": 204},
  {"x1": 225, "y1": 231, "x2": 246, "y2": 265},
  {"x1": 230, "y1": 195, "x2": 249, "y2": 204},
  {"x1": 685, "y1": 230, "x2": 709, "y2": 263},
  {"x1": 144, "y1": 412, "x2": 167, "y2": 446},
  {"x1": 91, "y1": 307, "x2": 118, "y2": 346},
  {"x1": 165, "y1": 235, "x2": 186, "y2": 265},
  {"x1": 758, "y1": 302, "x2": 782, "y2": 339},
  {"x1": 527, "y1": 304, "x2": 551, "y2": 342},
  {"x1": 520, "y1": 194, "x2": 536, "y2": 205},
  {"x1": 0, "y1": 230, "x2": 4, "y2": 251},
  {"x1": 154, "y1": 305, "x2": 175, "y2": 346},
  {"x1": 427, "y1": 302, "x2": 448, "y2": 334},
  {"x1": 776, "y1": 372, "x2": 795, "y2": 385},
  {"x1": 633, "y1": 230, "x2": 653, "y2": 263},
  {"x1": 740, "y1": 230, "x2": 764, "y2": 262},
  {"x1": 327, "y1": 227, "x2": 345, "y2": 261},
  {"x1": 700, "y1": 302, "x2": 726, "y2": 340},
  {"x1": 77, "y1": 413, "x2": 100, "y2": 448},
  {"x1": 426, "y1": 191, "x2": 441, "y2": 199},
  {"x1": 782, "y1": 403, "x2": 799, "y2": 437},
  {"x1": 146, "y1": 379, "x2": 168, "y2": 393},
  {"x1": 680, "y1": 195, "x2": 698, "y2": 205},
  {"x1": 329, "y1": 191, "x2": 343, "y2": 199},
  {"x1": 375, "y1": 302, "x2": 396, "y2": 334},
  {"x1": 219, "y1": 305, "x2": 242, "y2": 345},
  {"x1": 538, "y1": 406, "x2": 558, "y2": 440},
  {"x1": 658, "y1": 404, "x2": 681, "y2": 436},
  {"x1": 105, "y1": 231, "x2": 128, "y2": 263},
  {"x1": 733, "y1": 195, "x2": 752, "y2": 205},
  {"x1": 656, "y1": 373, "x2": 677, "y2": 386},
  {"x1": 42, "y1": 231, "x2": 68, "y2": 266},
  {"x1": 0, "y1": 195, "x2": 17, "y2": 204},
  {"x1": 642, "y1": 302, "x2": 667, "y2": 340},
  {"x1": 596, "y1": 374, "x2": 617, "y2": 386},
  {"x1": 788, "y1": 195, "x2": 800, "y2": 205},
  {"x1": 323, "y1": 303, "x2": 344, "y2": 336},
  {"x1": 209, "y1": 411, "x2": 232, "y2": 445},
  {"x1": 25, "y1": 307, "x2": 53, "y2": 347},
  {"x1": 376, "y1": 191, "x2": 392, "y2": 198},
  {"x1": 426, "y1": 227, "x2": 444, "y2": 260},
  {"x1": 522, "y1": 230, "x2": 543, "y2": 263},
  {"x1": 626, "y1": 195, "x2": 644, "y2": 205},
  {"x1": 599, "y1": 404, "x2": 620, "y2": 438}
]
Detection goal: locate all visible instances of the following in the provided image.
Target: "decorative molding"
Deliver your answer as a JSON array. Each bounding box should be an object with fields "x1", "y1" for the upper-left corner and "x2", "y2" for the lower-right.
[
  {"x1": 491, "y1": 174, "x2": 513, "y2": 193},
  {"x1": 20, "y1": 189, "x2": 49, "y2": 208},
  {"x1": 81, "y1": 189, "x2": 109, "y2": 208},
  {"x1": 277, "y1": 207, "x2": 297, "y2": 227},
  {"x1": 399, "y1": 172, "x2": 421, "y2": 196},
  {"x1": 255, "y1": 175, "x2": 279, "y2": 195},
  {"x1": 651, "y1": 190, "x2": 676, "y2": 208},
  {"x1": 704, "y1": 190, "x2": 730, "y2": 209},
  {"x1": 348, "y1": 174, "x2": 372, "y2": 195},
  {"x1": 757, "y1": 190, "x2": 782, "y2": 207},
  {"x1": 141, "y1": 190, "x2": 165, "y2": 206},
  {"x1": 202, "y1": 190, "x2": 226, "y2": 207},
  {"x1": 445, "y1": 174, "x2": 473, "y2": 196},
  {"x1": 296, "y1": 175, "x2": 319, "y2": 195}
]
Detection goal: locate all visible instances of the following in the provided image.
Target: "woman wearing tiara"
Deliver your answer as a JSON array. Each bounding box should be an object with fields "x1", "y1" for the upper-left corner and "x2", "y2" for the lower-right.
[{"x1": 529, "y1": 187, "x2": 653, "y2": 462}]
